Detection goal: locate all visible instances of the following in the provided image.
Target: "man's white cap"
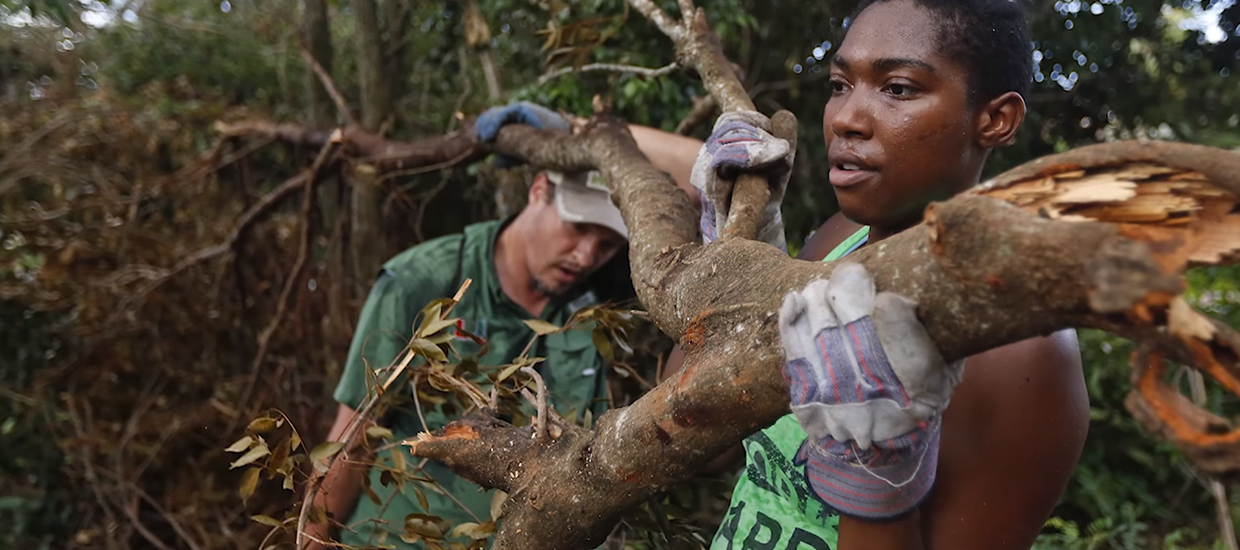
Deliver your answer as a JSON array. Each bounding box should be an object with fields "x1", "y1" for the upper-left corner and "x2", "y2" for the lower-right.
[{"x1": 546, "y1": 171, "x2": 628, "y2": 240}]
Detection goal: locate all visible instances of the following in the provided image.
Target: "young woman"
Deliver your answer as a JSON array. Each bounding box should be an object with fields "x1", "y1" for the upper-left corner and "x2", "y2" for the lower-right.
[{"x1": 691, "y1": 1, "x2": 1090, "y2": 548}]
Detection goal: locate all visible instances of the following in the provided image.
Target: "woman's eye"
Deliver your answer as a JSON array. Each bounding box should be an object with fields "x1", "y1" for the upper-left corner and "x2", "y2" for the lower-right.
[
  {"x1": 829, "y1": 79, "x2": 849, "y2": 94},
  {"x1": 886, "y1": 83, "x2": 917, "y2": 97}
]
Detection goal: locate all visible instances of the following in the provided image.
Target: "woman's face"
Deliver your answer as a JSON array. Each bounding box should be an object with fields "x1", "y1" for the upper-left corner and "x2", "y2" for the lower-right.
[{"x1": 823, "y1": 0, "x2": 988, "y2": 231}]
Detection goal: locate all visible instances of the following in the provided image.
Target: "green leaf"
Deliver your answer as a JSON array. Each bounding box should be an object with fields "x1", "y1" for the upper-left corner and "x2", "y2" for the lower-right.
[
  {"x1": 410, "y1": 338, "x2": 448, "y2": 363},
  {"x1": 251, "y1": 515, "x2": 284, "y2": 528},
  {"x1": 309, "y1": 441, "x2": 344, "y2": 463},
  {"x1": 415, "y1": 486, "x2": 430, "y2": 511},
  {"x1": 420, "y1": 317, "x2": 460, "y2": 338},
  {"x1": 496, "y1": 363, "x2": 523, "y2": 384},
  {"x1": 366, "y1": 425, "x2": 394, "y2": 440},
  {"x1": 247, "y1": 417, "x2": 278, "y2": 433},
  {"x1": 592, "y1": 327, "x2": 613, "y2": 362},
  {"x1": 238, "y1": 467, "x2": 261, "y2": 502},
  {"x1": 522, "y1": 318, "x2": 561, "y2": 335},
  {"x1": 289, "y1": 430, "x2": 302, "y2": 452},
  {"x1": 230, "y1": 442, "x2": 271, "y2": 469},
  {"x1": 225, "y1": 435, "x2": 254, "y2": 453}
]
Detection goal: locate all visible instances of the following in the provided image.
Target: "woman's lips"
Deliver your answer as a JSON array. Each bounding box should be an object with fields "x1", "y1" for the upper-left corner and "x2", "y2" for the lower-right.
[{"x1": 829, "y1": 165, "x2": 879, "y2": 188}]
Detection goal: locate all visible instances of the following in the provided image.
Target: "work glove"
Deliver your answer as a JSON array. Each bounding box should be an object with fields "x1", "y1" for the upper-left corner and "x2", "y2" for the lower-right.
[
  {"x1": 474, "y1": 101, "x2": 572, "y2": 167},
  {"x1": 690, "y1": 110, "x2": 792, "y2": 250},
  {"x1": 779, "y1": 263, "x2": 965, "y2": 520}
]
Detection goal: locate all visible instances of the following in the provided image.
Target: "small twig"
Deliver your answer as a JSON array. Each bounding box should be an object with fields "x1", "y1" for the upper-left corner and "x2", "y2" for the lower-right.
[
  {"x1": 426, "y1": 477, "x2": 486, "y2": 523},
  {"x1": 299, "y1": 45, "x2": 356, "y2": 126},
  {"x1": 520, "y1": 367, "x2": 549, "y2": 441},
  {"x1": 674, "y1": 94, "x2": 718, "y2": 135},
  {"x1": 122, "y1": 495, "x2": 175, "y2": 550},
  {"x1": 537, "y1": 62, "x2": 679, "y2": 86},
  {"x1": 237, "y1": 131, "x2": 342, "y2": 412},
  {"x1": 411, "y1": 374, "x2": 430, "y2": 434},
  {"x1": 95, "y1": 468, "x2": 205, "y2": 550}
]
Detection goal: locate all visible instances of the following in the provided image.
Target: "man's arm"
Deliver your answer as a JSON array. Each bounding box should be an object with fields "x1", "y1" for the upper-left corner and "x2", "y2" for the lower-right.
[
  {"x1": 305, "y1": 404, "x2": 374, "y2": 550},
  {"x1": 628, "y1": 124, "x2": 703, "y2": 203}
]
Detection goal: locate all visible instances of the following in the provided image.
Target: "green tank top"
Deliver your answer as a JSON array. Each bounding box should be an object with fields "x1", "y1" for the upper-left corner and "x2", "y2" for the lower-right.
[{"x1": 708, "y1": 226, "x2": 869, "y2": 550}]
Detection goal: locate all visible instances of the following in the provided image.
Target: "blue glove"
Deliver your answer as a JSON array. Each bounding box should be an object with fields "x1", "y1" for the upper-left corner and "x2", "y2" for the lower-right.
[
  {"x1": 779, "y1": 263, "x2": 964, "y2": 520},
  {"x1": 475, "y1": 101, "x2": 571, "y2": 142},
  {"x1": 690, "y1": 111, "x2": 792, "y2": 249}
]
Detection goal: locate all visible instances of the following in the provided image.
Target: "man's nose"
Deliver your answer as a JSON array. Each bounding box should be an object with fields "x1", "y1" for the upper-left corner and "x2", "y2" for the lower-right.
[{"x1": 570, "y1": 235, "x2": 602, "y2": 266}]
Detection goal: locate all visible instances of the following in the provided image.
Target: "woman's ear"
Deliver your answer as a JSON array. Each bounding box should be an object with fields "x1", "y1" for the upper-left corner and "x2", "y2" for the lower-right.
[{"x1": 976, "y1": 91, "x2": 1027, "y2": 148}]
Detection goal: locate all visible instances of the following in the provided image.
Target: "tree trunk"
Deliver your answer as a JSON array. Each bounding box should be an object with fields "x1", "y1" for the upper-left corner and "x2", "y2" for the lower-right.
[
  {"x1": 351, "y1": 0, "x2": 393, "y2": 293},
  {"x1": 301, "y1": 0, "x2": 334, "y2": 128}
]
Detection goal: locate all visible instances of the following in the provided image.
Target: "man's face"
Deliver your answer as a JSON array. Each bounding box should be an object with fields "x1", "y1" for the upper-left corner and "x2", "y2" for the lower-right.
[
  {"x1": 520, "y1": 180, "x2": 626, "y2": 298},
  {"x1": 822, "y1": 0, "x2": 985, "y2": 230}
]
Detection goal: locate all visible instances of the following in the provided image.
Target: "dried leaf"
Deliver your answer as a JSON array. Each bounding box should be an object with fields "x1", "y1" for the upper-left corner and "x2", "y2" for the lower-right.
[
  {"x1": 450, "y1": 522, "x2": 496, "y2": 540},
  {"x1": 404, "y1": 513, "x2": 447, "y2": 539},
  {"x1": 523, "y1": 318, "x2": 562, "y2": 335},
  {"x1": 247, "y1": 417, "x2": 278, "y2": 434},
  {"x1": 289, "y1": 430, "x2": 302, "y2": 452},
  {"x1": 362, "y1": 471, "x2": 382, "y2": 505},
  {"x1": 366, "y1": 425, "x2": 394, "y2": 440},
  {"x1": 230, "y1": 442, "x2": 271, "y2": 469},
  {"x1": 268, "y1": 438, "x2": 291, "y2": 473},
  {"x1": 238, "y1": 467, "x2": 261, "y2": 502},
  {"x1": 225, "y1": 435, "x2": 253, "y2": 453},
  {"x1": 251, "y1": 515, "x2": 284, "y2": 529},
  {"x1": 309, "y1": 441, "x2": 345, "y2": 463}
]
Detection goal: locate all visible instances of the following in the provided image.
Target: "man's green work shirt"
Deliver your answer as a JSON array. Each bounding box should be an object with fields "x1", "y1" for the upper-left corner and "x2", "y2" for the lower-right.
[{"x1": 333, "y1": 219, "x2": 614, "y2": 548}]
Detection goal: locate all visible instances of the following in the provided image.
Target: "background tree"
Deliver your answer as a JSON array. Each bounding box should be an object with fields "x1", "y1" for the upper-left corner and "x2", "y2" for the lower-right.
[{"x1": 1, "y1": 0, "x2": 1239, "y2": 548}]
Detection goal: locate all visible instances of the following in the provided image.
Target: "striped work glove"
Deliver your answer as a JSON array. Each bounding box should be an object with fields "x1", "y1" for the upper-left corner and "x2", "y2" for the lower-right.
[
  {"x1": 690, "y1": 111, "x2": 792, "y2": 249},
  {"x1": 779, "y1": 263, "x2": 965, "y2": 520}
]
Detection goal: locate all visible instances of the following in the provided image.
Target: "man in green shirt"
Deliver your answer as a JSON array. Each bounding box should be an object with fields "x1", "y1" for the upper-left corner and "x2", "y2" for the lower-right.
[{"x1": 308, "y1": 103, "x2": 702, "y2": 549}]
